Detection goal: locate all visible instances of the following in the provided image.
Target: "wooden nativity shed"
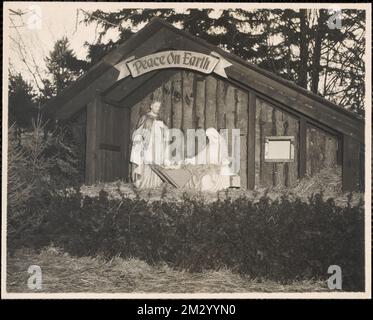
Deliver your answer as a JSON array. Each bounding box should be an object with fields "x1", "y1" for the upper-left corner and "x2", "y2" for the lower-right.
[{"x1": 45, "y1": 18, "x2": 364, "y2": 191}]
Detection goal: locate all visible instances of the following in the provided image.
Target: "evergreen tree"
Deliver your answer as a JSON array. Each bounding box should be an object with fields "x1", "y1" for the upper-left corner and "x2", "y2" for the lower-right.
[
  {"x1": 80, "y1": 8, "x2": 365, "y2": 117},
  {"x1": 44, "y1": 37, "x2": 89, "y2": 97},
  {"x1": 8, "y1": 73, "x2": 37, "y2": 133}
]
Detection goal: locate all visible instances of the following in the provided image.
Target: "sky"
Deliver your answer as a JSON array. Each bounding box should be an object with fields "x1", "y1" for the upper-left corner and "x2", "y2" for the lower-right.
[
  {"x1": 5, "y1": 2, "x2": 225, "y2": 91},
  {"x1": 4, "y1": 2, "x2": 368, "y2": 103},
  {"x1": 6, "y1": 3, "x2": 127, "y2": 89}
]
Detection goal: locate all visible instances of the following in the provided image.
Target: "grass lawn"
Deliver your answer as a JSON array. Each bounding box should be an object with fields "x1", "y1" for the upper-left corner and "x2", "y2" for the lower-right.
[{"x1": 7, "y1": 247, "x2": 329, "y2": 293}]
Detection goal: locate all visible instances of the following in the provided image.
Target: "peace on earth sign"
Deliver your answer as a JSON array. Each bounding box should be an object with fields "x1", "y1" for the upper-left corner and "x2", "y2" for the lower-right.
[{"x1": 114, "y1": 50, "x2": 232, "y2": 80}]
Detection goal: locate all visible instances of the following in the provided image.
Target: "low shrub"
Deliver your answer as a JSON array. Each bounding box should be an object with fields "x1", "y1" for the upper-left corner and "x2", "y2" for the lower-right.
[{"x1": 8, "y1": 190, "x2": 365, "y2": 291}]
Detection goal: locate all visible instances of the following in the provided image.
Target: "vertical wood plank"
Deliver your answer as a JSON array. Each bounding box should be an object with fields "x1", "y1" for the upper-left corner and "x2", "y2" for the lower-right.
[
  {"x1": 182, "y1": 71, "x2": 194, "y2": 131},
  {"x1": 255, "y1": 99, "x2": 261, "y2": 187},
  {"x1": 324, "y1": 134, "x2": 338, "y2": 167},
  {"x1": 192, "y1": 74, "x2": 198, "y2": 130},
  {"x1": 237, "y1": 89, "x2": 249, "y2": 189},
  {"x1": 342, "y1": 135, "x2": 360, "y2": 191},
  {"x1": 216, "y1": 80, "x2": 227, "y2": 129},
  {"x1": 111, "y1": 108, "x2": 117, "y2": 181},
  {"x1": 205, "y1": 76, "x2": 217, "y2": 128},
  {"x1": 306, "y1": 124, "x2": 339, "y2": 176},
  {"x1": 161, "y1": 78, "x2": 172, "y2": 127},
  {"x1": 306, "y1": 125, "x2": 314, "y2": 175},
  {"x1": 109, "y1": 106, "x2": 115, "y2": 180},
  {"x1": 85, "y1": 97, "x2": 102, "y2": 184},
  {"x1": 225, "y1": 85, "x2": 236, "y2": 129},
  {"x1": 260, "y1": 100, "x2": 274, "y2": 187},
  {"x1": 103, "y1": 105, "x2": 109, "y2": 181},
  {"x1": 130, "y1": 100, "x2": 141, "y2": 140},
  {"x1": 337, "y1": 136, "x2": 343, "y2": 165},
  {"x1": 99, "y1": 103, "x2": 108, "y2": 182},
  {"x1": 285, "y1": 114, "x2": 299, "y2": 186},
  {"x1": 114, "y1": 107, "x2": 122, "y2": 180},
  {"x1": 248, "y1": 92, "x2": 256, "y2": 189},
  {"x1": 274, "y1": 109, "x2": 285, "y2": 187},
  {"x1": 195, "y1": 76, "x2": 206, "y2": 129},
  {"x1": 152, "y1": 86, "x2": 163, "y2": 102},
  {"x1": 103, "y1": 106, "x2": 109, "y2": 181},
  {"x1": 299, "y1": 117, "x2": 307, "y2": 178},
  {"x1": 236, "y1": 90, "x2": 249, "y2": 134},
  {"x1": 305, "y1": 121, "x2": 339, "y2": 188},
  {"x1": 225, "y1": 85, "x2": 236, "y2": 161},
  {"x1": 121, "y1": 107, "x2": 130, "y2": 181},
  {"x1": 85, "y1": 103, "x2": 96, "y2": 184},
  {"x1": 106, "y1": 105, "x2": 113, "y2": 181},
  {"x1": 171, "y1": 72, "x2": 183, "y2": 129}
]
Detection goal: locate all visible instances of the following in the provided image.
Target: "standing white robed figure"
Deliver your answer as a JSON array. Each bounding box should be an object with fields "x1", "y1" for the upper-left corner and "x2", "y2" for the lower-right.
[{"x1": 130, "y1": 101, "x2": 168, "y2": 189}]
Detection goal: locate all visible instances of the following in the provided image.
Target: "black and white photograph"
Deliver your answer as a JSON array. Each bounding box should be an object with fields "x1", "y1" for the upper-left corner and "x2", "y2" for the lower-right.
[{"x1": 1, "y1": 2, "x2": 371, "y2": 299}]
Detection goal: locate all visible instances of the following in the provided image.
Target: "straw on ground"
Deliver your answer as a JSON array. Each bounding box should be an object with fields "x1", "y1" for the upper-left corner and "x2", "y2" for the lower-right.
[{"x1": 7, "y1": 247, "x2": 329, "y2": 293}]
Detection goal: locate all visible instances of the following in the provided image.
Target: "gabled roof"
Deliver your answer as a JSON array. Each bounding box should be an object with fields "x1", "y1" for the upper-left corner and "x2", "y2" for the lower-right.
[{"x1": 44, "y1": 17, "x2": 364, "y2": 142}]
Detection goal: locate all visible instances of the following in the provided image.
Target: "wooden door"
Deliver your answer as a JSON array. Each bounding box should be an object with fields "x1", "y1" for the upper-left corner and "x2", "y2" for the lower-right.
[{"x1": 85, "y1": 96, "x2": 130, "y2": 184}]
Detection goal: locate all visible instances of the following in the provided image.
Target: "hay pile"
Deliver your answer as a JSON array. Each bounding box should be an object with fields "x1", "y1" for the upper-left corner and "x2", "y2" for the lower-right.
[
  {"x1": 76, "y1": 166, "x2": 363, "y2": 207},
  {"x1": 291, "y1": 166, "x2": 342, "y2": 197},
  {"x1": 7, "y1": 247, "x2": 328, "y2": 293},
  {"x1": 282, "y1": 166, "x2": 362, "y2": 207},
  {"x1": 80, "y1": 182, "x2": 137, "y2": 200}
]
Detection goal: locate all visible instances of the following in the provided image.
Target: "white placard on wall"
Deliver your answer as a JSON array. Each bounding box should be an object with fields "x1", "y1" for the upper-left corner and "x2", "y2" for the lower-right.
[{"x1": 264, "y1": 136, "x2": 295, "y2": 162}]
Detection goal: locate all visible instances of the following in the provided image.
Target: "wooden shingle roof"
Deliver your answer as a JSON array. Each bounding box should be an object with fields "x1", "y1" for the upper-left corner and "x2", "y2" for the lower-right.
[{"x1": 44, "y1": 17, "x2": 364, "y2": 142}]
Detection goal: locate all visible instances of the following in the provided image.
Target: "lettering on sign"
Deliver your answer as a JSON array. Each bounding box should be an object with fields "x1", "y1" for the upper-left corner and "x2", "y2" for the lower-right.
[{"x1": 113, "y1": 50, "x2": 232, "y2": 81}]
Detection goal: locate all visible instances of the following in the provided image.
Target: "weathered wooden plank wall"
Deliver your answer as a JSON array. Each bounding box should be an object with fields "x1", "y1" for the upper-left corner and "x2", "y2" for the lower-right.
[
  {"x1": 182, "y1": 71, "x2": 194, "y2": 131},
  {"x1": 236, "y1": 90, "x2": 249, "y2": 189},
  {"x1": 85, "y1": 96, "x2": 130, "y2": 184},
  {"x1": 120, "y1": 107, "x2": 130, "y2": 180},
  {"x1": 172, "y1": 73, "x2": 183, "y2": 130},
  {"x1": 97, "y1": 103, "x2": 127, "y2": 182},
  {"x1": 161, "y1": 77, "x2": 172, "y2": 127},
  {"x1": 87, "y1": 71, "x2": 344, "y2": 187},
  {"x1": 129, "y1": 70, "x2": 250, "y2": 188},
  {"x1": 85, "y1": 97, "x2": 101, "y2": 184},
  {"x1": 255, "y1": 98, "x2": 299, "y2": 187},
  {"x1": 195, "y1": 75, "x2": 205, "y2": 129},
  {"x1": 342, "y1": 135, "x2": 361, "y2": 191},
  {"x1": 306, "y1": 124, "x2": 338, "y2": 176}
]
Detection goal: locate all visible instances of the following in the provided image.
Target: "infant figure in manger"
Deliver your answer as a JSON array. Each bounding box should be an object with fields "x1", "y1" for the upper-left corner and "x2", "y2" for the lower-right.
[{"x1": 181, "y1": 127, "x2": 236, "y2": 192}]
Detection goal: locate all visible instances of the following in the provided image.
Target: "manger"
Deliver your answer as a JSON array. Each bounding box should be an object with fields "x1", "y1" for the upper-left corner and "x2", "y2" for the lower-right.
[{"x1": 130, "y1": 100, "x2": 240, "y2": 191}]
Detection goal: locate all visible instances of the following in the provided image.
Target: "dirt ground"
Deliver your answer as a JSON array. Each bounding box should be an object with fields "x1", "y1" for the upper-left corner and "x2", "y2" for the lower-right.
[{"x1": 7, "y1": 247, "x2": 329, "y2": 293}]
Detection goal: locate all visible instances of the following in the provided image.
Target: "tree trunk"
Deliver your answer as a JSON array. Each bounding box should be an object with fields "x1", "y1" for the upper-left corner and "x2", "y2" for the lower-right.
[
  {"x1": 298, "y1": 9, "x2": 308, "y2": 89},
  {"x1": 311, "y1": 9, "x2": 328, "y2": 94}
]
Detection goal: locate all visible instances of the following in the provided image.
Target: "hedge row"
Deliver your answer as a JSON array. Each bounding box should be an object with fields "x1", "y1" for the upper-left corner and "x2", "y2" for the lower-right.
[{"x1": 8, "y1": 190, "x2": 365, "y2": 291}]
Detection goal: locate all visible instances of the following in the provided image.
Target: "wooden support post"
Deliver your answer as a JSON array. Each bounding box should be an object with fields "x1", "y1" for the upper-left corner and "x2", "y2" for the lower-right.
[
  {"x1": 120, "y1": 107, "x2": 131, "y2": 182},
  {"x1": 342, "y1": 135, "x2": 361, "y2": 191},
  {"x1": 236, "y1": 90, "x2": 249, "y2": 189},
  {"x1": 336, "y1": 135, "x2": 343, "y2": 166},
  {"x1": 299, "y1": 117, "x2": 307, "y2": 178},
  {"x1": 247, "y1": 91, "x2": 256, "y2": 189},
  {"x1": 85, "y1": 96, "x2": 102, "y2": 184}
]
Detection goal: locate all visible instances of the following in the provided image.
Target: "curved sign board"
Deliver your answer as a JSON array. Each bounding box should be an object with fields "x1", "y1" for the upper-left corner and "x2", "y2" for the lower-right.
[{"x1": 113, "y1": 50, "x2": 232, "y2": 81}]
